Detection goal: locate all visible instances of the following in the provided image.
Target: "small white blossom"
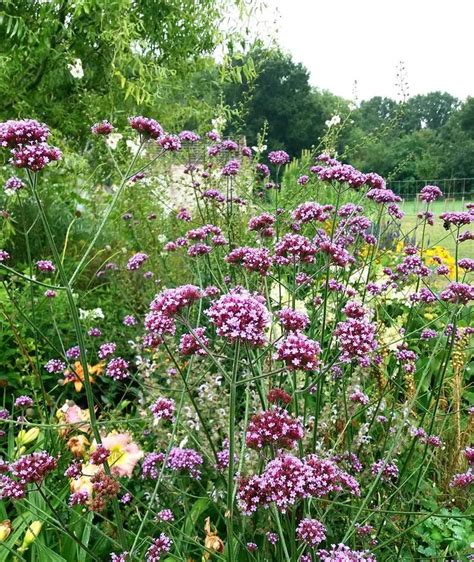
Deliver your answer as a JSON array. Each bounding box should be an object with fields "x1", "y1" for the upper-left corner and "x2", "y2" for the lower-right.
[{"x1": 68, "y1": 58, "x2": 84, "y2": 79}]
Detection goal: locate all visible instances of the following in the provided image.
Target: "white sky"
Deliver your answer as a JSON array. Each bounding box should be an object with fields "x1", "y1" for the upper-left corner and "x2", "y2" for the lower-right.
[{"x1": 263, "y1": 0, "x2": 474, "y2": 101}]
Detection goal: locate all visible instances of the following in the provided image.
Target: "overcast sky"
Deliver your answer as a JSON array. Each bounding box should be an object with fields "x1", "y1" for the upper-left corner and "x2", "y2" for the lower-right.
[{"x1": 263, "y1": 0, "x2": 474, "y2": 102}]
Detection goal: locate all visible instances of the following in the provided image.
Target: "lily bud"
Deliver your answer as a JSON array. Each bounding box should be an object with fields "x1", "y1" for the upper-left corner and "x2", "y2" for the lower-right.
[
  {"x1": 18, "y1": 521, "x2": 42, "y2": 552},
  {"x1": 0, "y1": 520, "x2": 12, "y2": 542}
]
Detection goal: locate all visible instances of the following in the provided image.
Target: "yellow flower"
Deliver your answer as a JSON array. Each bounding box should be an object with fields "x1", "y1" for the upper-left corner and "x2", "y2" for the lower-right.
[
  {"x1": 424, "y1": 246, "x2": 456, "y2": 279},
  {"x1": 16, "y1": 427, "x2": 40, "y2": 447},
  {"x1": 0, "y1": 520, "x2": 12, "y2": 542},
  {"x1": 18, "y1": 521, "x2": 42, "y2": 553}
]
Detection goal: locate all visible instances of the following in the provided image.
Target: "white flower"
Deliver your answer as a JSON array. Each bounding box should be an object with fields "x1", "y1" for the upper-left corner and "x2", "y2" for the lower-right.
[
  {"x1": 79, "y1": 307, "x2": 105, "y2": 321},
  {"x1": 105, "y1": 133, "x2": 123, "y2": 150},
  {"x1": 126, "y1": 139, "x2": 141, "y2": 156},
  {"x1": 325, "y1": 114, "x2": 341, "y2": 128},
  {"x1": 68, "y1": 58, "x2": 84, "y2": 79},
  {"x1": 252, "y1": 144, "x2": 267, "y2": 153}
]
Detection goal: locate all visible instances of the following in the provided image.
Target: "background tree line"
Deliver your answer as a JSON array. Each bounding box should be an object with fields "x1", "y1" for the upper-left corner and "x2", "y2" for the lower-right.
[{"x1": 1, "y1": 2, "x2": 474, "y2": 197}]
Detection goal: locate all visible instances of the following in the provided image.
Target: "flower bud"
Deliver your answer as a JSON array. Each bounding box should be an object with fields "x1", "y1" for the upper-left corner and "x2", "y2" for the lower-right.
[
  {"x1": 18, "y1": 521, "x2": 42, "y2": 552},
  {"x1": 0, "y1": 520, "x2": 12, "y2": 542},
  {"x1": 16, "y1": 427, "x2": 40, "y2": 447}
]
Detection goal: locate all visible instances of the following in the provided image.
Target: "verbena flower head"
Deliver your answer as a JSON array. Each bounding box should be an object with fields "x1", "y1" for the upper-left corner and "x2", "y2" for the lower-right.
[
  {"x1": 10, "y1": 451, "x2": 57, "y2": 483},
  {"x1": 146, "y1": 533, "x2": 172, "y2": 562},
  {"x1": 419, "y1": 184, "x2": 443, "y2": 202},
  {"x1": 36, "y1": 260, "x2": 55, "y2": 273},
  {"x1": 292, "y1": 202, "x2": 334, "y2": 223},
  {"x1": 14, "y1": 396, "x2": 34, "y2": 408},
  {"x1": 366, "y1": 188, "x2": 401, "y2": 204},
  {"x1": 91, "y1": 120, "x2": 114, "y2": 135},
  {"x1": 371, "y1": 459, "x2": 399, "y2": 482},
  {"x1": 178, "y1": 130, "x2": 200, "y2": 142},
  {"x1": 127, "y1": 252, "x2": 148, "y2": 271},
  {"x1": 128, "y1": 116, "x2": 163, "y2": 139},
  {"x1": 246, "y1": 407, "x2": 304, "y2": 450},
  {"x1": 97, "y1": 342, "x2": 116, "y2": 360},
  {"x1": 0, "y1": 119, "x2": 49, "y2": 147},
  {"x1": 275, "y1": 331, "x2": 321, "y2": 371},
  {"x1": 10, "y1": 143, "x2": 61, "y2": 171},
  {"x1": 150, "y1": 397, "x2": 175, "y2": 422},
  {"x1": 296, "y1": 518, "x2": 326, "y2": 547},
  {"x1": 0, "y1": 249, "x2": 10, "y2": 262},
  {"x1": 225, "y1": 246, "x2": 272, "y2": 276},
  {"x1": 440, "y1": 211, "x2": 472, "y2": 229},
  {"x1": 275, "y1": 233, "x2": 317, "y2": 265},
  {"x1": 150, "y1": 285, "x2": 202, "y2": 317},
  {"x1": 256, "y1": 163, "x2": 270, "y2": 177},
  {"x1": 158, "y1": 134, "x2": 181, "y2": 151},
  {"x1": 334, "y1": 317, "x2": 378, "y2": 367},
  {"x1": 142, "y1": 452, "x2": 165, "y2": 479},
  {"x1": 105, "y1": 358, "x2": 130, "y2": 381},
  {"x1": 221, "y1": 159, "x2": 240, "y2": 176},
  {"x1": 179, "y1": 327, "x2": 208, "y2": 356},
  {"x1": 44, "y1": 358, "x2": 66, "y2": 373},
  {"x1": 318, "y1": 544, "x2": 377, "y2": 561},
  {"x1": 206, "y1": 287, "x2": 270, "y2": 346},
  {"x1": 439, "y1": 282, "x2": 474, "y2": 304},
  {"x1": 277, "y1": 308, "x2": 310, "y2": 331},
  {"x1": 267, "y1": 387, "x2": 292, "y2": 405},
  {"x1": 4, "y1": 176, "x2": 25, "y2": 192},
  {"x1": 268, "y1": 150, "x2": 290, "y2": 165},
  {"x1": 0, "y1": 475, "x2": 26, "y2": 500},
  {"x1": 167, "y1": 447, "x2": 203, "y2": 479},
  {"x1": 317, "y1": 163, "x2": 367, "y2": 189}
]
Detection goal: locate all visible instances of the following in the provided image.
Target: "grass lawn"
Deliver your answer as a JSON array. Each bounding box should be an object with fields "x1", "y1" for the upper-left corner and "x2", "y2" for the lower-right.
[{"x1": 398, "y1": 199, "x2": 473, "y2": 259}]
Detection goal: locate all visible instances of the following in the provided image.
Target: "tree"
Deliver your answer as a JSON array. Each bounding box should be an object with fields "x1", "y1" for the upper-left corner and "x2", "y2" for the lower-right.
[
  {"x1": 225, "y1": 48, "x2": 347, "y2": 156},
  {"x1": 0, "y1": 0, "x2": 231, "y2": 141}
]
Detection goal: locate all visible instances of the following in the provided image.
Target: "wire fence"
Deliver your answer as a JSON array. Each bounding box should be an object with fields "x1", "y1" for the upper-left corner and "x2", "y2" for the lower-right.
[{"x1": 388, "y1": 178, "x2": 474, "y2": 200}]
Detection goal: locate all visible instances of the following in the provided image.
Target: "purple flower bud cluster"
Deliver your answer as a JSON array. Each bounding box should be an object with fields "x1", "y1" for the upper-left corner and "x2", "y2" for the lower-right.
[
  {"x1": 127, "y1": 252, "x2": 149, "y2": 271},
  {"x1": 166, "y1": 447, "x2": 203, "y2": 479},
  {"x1": 225, "y1": 246, "x2": 272, "y2": 276},
  {"x1": 275, "y1": 234, "x2": 317, "y2": 265},
  {"x1": 371, "y1": 459, "x2": 399, "y2": 482},
  {"x1": 179, "y1": 327, "x2": 208, "y2": 356},
  {"x1": 334, "y1": 312, "x2": 377, "y2": 367},
  {"x1": 128, "y1": 116, "x2": 163, "y2": 139},
  {"x1": 150, "y1": 397, "x2": 175, "y2": 421},
  {"x1": 268, "y1": 150, "x2": 290, "y2": 165},
  {"x1": 105, "y1": 357, "x2": 130, "y2": 381},
  {"x1": 440, "y1": 211, "x2": 472, "y2": 229},
  {"x1": 292, "y1": 201, "x2": 335, "y2": 224},
  {"x1": 91, "y1": 120, "x2": 114, "y2": 135},
  {"x1": 98, "y1": 342, "x2": 116, "y2": 360},
  {"x1": 275, "y1": 332, "x2": 321, "y2": 371},
  {"x1": 296, "y1": 518, "x2": 326, "y2": 547},
  {"x1": 318, "y1": 544, "x2": 377, "y2": 561},
  {"x1": 237, "y1": 453, "x2": 360, "y2": 515},
  {"x1": 146, "y1": 533, "x2": 172, "y2": 562},
  {"x1": 0, "y1": 119, "x2": 49, "y2": 147},
  {"x1": 158, "y1": 134, "x2": 181, "y2": 151},
  {"x1": 439, "y1": 282, "x2": 474, "y2": 304},
  {"x1": 178, "y1": 130, "x2": 200, "y2": 142},
  {"x1": 14, "y1": 396, "x2": 34, "y2": 408},
  {"x1": 142, "y1": 452, "x2": 165, "y2": 479},
  {"x1": 248, "y1": 212, "x2": 275, "y2": 237},
  {"x1": 366, "y1": 188, "x2": 401, "y2": 204},
  {"x1": 4, "y1": 176, "x2": 25, "y2": 192},
  {"x1": 44, "y1": 358, "x2": 66, "y2": 373},
  {"x1": 419, "y1": 184, "x2": 443, "y2": 202},
  {"x1": 277, "y1": 308, "x2": 310, "y2": 331},
  {"x1": 205, "y1": 287, "x2": 270, "y2": 346},
  {"x1": 0, "y1": 249, "x2": 10, "y2": 262},
  {"x1": 36, "y1": 260, "x2": 55, "y2": 273},
  {"x1": 221, "y1": 159, "x2": 240, "y2": 176},
  {"x1": 246, "y1": 407, "x2": 304, "y2": 450}
]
